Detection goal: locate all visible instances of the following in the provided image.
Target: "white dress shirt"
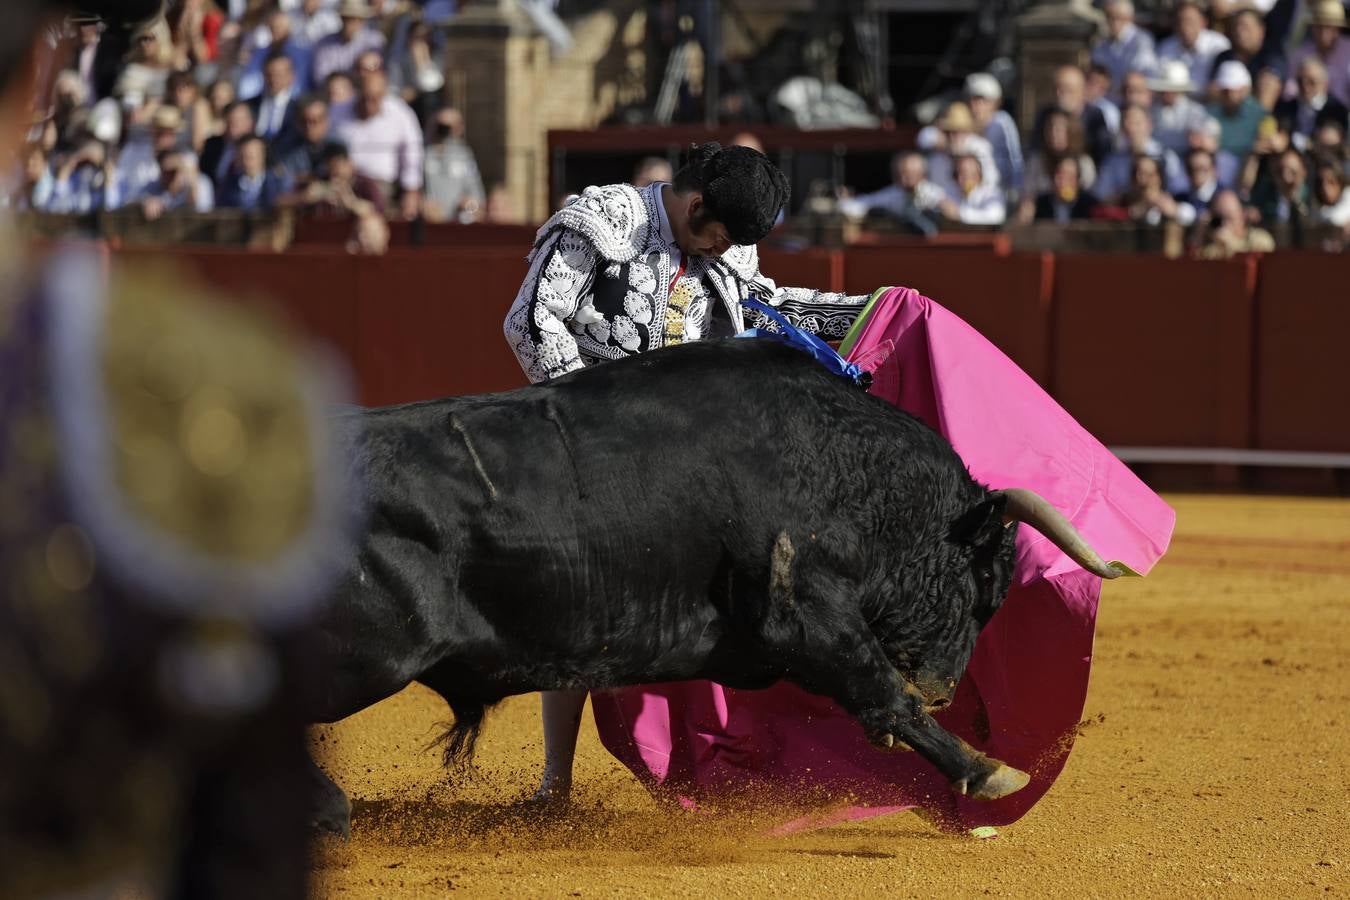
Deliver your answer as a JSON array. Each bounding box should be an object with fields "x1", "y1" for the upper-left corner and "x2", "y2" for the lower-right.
[
  {"x1": 335, "y1": 94, "x2": 425, "y2": 192},
  {"x1": 256, "y1": 87, "x2": 295, "y2": 140}
]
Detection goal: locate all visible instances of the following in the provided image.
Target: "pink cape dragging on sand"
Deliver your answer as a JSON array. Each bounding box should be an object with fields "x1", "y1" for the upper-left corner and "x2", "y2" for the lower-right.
[{"x1": 588, "y1": 286, "x2": 1176, "y2": 831}]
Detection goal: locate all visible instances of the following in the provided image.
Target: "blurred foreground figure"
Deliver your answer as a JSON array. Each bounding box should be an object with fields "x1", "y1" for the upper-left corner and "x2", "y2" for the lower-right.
[{"x1": 0, "y1": 3, "x2": 352, "y2": 898}]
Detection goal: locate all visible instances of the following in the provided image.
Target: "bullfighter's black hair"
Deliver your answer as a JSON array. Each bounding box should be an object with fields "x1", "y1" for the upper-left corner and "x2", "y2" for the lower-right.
[{"x1": 672, "y1": 141, "x2": 791, "y2": 246}]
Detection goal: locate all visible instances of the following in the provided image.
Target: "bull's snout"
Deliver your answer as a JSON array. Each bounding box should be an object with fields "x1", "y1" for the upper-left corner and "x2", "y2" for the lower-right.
[{"x1": 914, "y1": 674, "x2": 957, "y2": 713}]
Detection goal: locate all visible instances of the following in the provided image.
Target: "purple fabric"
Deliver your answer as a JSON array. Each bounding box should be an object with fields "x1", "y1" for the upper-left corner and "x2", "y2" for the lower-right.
[{"x1": 590, "y1": 287, "x2": 1175, "y2": 830}]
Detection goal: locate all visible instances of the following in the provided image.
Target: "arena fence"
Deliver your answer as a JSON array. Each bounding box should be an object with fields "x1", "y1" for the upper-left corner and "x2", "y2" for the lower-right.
[{"x1": 99, "y1": 243, "x2": 1350, "y2": 491}]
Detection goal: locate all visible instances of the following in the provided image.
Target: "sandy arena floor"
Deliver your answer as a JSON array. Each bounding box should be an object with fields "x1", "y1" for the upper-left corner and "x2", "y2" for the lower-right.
[{"x1": 310, "y1": 495, "x2": 1349, "y2": 897}]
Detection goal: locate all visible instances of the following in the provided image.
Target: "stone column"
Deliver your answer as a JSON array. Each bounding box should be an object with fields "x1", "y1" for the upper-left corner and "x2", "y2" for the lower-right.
[
  {"x1": 1015, "y1": 0, "x2": 1104, "y2": 141},
  {"x1": 442, "y1": 1, "x2": 549, "y2": 222}
]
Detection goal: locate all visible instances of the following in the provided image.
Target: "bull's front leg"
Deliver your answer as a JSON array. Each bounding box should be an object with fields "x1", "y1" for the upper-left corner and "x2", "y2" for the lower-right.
[
  {"x1": 762, "y1": 585, "x2": 1026, "y2": 801},
  {"x1": 852, "y1": 673, "x2": 1030, "y2": 802}
]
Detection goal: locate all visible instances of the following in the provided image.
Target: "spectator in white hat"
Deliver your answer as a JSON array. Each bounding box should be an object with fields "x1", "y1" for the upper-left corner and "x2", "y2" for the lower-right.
[
  {"x1": 1285, "y1": 1, "x2": 1350, "y2": 106},
  {"x1": 1208, "y1": 59, "x2": 1268, "y2": 158},
  {"x1": 311, "y1": 0, "x2": 386, "y2": 87},
  {"x1": 1209, "y1": 4, "x2": 1287, "y2": 110},
  {"x1": 964, "y1": 72, "x2": 1023, "y2": 195},
  {"x1": 1151, "y1": 60, "x2": 1218, "y2": 156},
  {"x1": 1091, "y1": 0, "x2": 1159, "y2": 101},
  {"x1": 916, "y1": 101, "x2": 1000, "y2": 196},
  {"x1": 1158, "y1": 0, "x2": 1231, "y2": 99}
]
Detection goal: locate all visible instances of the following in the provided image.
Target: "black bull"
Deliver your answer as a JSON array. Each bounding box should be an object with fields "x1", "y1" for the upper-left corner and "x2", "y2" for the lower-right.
[{"x1": 305, "y1": 339, "x2": 1119, "y2": 833}]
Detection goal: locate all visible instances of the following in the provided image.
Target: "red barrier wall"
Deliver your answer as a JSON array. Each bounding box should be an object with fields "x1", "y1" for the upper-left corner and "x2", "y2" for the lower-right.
[
  {"x1": 1052, "y1": 255, "x2": 1256, "y2": 448},
  {"x1": 759, "y1": 248, "x2": 843, "y2": 294},
  {"x1": 115, "y1": 246, "x2": 361, "y2": 366},
  {"x1": 353, "y1": 248, "x2": 529, "y2": 405},
  {"x1": 1253, "y1": 253, "x2": 1350, "y2": 452},
  {"x1": 292, "y1": 219, "x2": 538, "y2": 250},
  {"x1": 843, "y1": 249, "x2": 1055, "y2": 385},
  {"x1": 108, "y1": 245, "x2": 1344, "y2": 457}
]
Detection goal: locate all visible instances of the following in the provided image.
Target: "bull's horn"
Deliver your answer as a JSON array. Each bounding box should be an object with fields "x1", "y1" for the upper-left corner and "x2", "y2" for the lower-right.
[{"x1": 996, "y1": 488, "x2": 1123, "y2": 579}]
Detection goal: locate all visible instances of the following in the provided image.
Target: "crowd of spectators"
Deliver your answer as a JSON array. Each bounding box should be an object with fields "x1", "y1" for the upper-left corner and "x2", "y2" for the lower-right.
[
  {"x1": 11, "y1": 0, "x2": 1350, "y2": 257},
  {"x1": 8, "y1": 0, "x2": 494, "y2": 250},
  {"x1": 841, "y1": 0, "x2": 1350, "y2": 255}
]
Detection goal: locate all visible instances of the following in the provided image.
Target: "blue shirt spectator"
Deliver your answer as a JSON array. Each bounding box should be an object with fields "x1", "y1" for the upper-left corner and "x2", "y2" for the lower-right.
[
  {"x1": 966, "y1": 72, "x2": 1024, "y2": 195},
  {"x1": 217, "y1": 136, "x2": 286, "y2": 210},
  {"x1": 1091, "y1": 0, "x2": 1158, "y2": 101},
  {"x1": 13, "y1": 144, "x2": 55, "y2": 211},
  {"x1": 311, "y1": 1, "x2": 388, "y2": 88},
  {"x1": 837, "y1": 151, "x2": 946, "y2": 235},
  {"x1": 237, "y1": 9, "x2": 314, "y2": 101},
  {"x1": 278, "y1": 97, "x2": 345, "y2": 184},
  {"x1": 291, "y1": 0, "x2": 342, "y2": 49},
  {"x1": 1156, "y1": 0, "x2": 1230, "y2": 99},
  {"x1": 49, "y1": 141, "x2": 121, "y2": 213},
  {"x1": 1094, "y1": 105, "x2": 1189, "y2": 202},
  {"x1": 137, "y1": 150, "x2": 215, "y2": 217}
]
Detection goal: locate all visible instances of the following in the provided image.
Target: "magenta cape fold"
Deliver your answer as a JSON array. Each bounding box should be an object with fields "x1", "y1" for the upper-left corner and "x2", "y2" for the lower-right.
[{"x1": 589, "y1": 287, "x2": 1176, "y2": 830}]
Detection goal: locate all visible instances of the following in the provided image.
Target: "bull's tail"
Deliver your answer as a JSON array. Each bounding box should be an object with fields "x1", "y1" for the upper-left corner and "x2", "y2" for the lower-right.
[{"x1": 431, "y1": 699, "x2": 487, "y2": 770}]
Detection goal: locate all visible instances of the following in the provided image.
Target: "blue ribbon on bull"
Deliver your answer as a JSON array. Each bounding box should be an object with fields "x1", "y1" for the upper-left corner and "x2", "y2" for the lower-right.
[{"x1": 737, "y1": 297, "x2": 872, "y2": 389}]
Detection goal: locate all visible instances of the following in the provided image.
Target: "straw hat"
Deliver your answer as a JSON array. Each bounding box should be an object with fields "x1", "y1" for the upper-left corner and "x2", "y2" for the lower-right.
[
  {"x1": 937, "y1": 101, "x2": 976, "y2": 132},
  {"x1": 1308, "y1": 0, "x2": 1347, "y2": 27},
  {"x1": 151, "y1": 105, "x2": 183, "y2": 132},
  {"x1": 1148, "y1": 60, "x2": 1197, "y2": 94},
  {"x1": 337, "y1": 0, "x2": 374, "y2": 19}
]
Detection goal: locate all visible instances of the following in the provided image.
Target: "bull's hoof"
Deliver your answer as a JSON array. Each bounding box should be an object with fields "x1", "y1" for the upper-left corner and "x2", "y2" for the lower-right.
[
  {"x1": 310, "y1": 787, "x2": 352, "y2": 839},
  {"x1": 954, "y1": 764, "x2": 1030, "y2": 802},
  {"x1": 310, "y1": 801, "x2": 351, "y2": 840}
]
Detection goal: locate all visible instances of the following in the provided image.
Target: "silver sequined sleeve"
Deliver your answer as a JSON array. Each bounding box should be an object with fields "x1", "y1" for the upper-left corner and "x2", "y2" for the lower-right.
[
  {"x1": 503, "y1": 228, "x2": 598, "y2": 384},
  {"x1": 746, "y1": 272, "x2": 870, "y2": 341}
]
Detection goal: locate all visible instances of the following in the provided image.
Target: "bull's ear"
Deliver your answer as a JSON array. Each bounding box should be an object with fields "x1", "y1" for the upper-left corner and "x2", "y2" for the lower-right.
[{"x1": 951, "y1": 494, "x2": 1010, "y2": 548}]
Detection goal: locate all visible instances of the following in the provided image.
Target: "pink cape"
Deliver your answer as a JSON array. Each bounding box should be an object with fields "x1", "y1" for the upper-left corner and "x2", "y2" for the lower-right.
[{"x1": 589, "y1": 287, "x2": 1175, "y2": 830}]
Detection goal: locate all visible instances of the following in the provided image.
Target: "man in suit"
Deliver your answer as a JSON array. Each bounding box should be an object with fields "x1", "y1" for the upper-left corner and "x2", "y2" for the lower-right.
[
  {"x1": 200, "y1": 101, "x2": 256, "y2": 189},
  {"x1": 251, "y1": 51, "x2": 303, "y2": 159},
  {"x1": 1033, "y1": 65, "x2": 1116, "y2": 164},
  {"x1": 277, "y1": 96, "x2": 345, "y2": 185},
  {"x1": 218, "y1": 135, "x2": 286, "y2": 210},
  {"x1": 1275, "y1": 57, "x2": 1350, "y2": 152}
]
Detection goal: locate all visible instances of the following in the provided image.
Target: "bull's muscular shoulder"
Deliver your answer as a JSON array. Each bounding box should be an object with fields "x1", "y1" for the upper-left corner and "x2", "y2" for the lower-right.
[{"x1": 541, "y1": 183, "x2": 650, "y2": 263}]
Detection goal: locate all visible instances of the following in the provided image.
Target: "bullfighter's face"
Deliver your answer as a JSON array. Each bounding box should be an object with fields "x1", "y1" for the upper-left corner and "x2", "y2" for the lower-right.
[{"x1": 669, "y1": 189, "x2": 733, "y2": 258}]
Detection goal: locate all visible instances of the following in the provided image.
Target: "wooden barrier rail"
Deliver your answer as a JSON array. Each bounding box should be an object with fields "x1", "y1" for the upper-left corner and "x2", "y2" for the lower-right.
[{"x1": 107, "y1": 245, "x2": 1350, "y2": 460}]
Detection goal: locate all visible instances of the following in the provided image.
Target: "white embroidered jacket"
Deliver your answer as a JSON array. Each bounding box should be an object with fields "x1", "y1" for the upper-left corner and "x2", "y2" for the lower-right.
[{"x1": 503, "y1": 182, "x2": 869, "y2": 383}]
